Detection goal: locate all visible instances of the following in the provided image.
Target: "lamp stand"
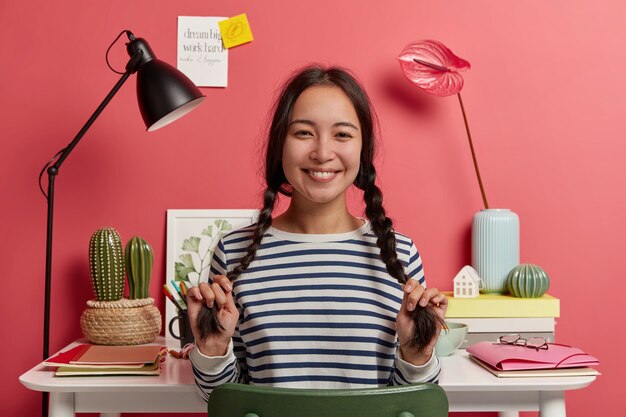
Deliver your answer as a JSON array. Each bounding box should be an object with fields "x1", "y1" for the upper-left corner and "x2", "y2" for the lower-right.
[
  {"x1": 39, "y1": 30, "x2": 204, "y2": 417},
  {"x1": 42, "y1": 57, "x2": 139, "y2": 417}
]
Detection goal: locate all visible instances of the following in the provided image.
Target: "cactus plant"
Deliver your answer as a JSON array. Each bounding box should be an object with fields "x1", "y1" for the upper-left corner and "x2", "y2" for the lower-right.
[
  {"x1": 125, "y1": 236, "x2": 154, "y2": 299},
  {"x1": 89, "y1": 227, "x2": 125, "y2": 301}
]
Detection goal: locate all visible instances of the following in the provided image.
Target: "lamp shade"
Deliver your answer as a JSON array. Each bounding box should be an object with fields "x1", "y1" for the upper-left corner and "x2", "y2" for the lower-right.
[
  {"x1": 128, "y1": 36, "x2": 205, "y2": 132},
  {"x1": 136, "y1": 59, "x2": 205, "y2": 131}
]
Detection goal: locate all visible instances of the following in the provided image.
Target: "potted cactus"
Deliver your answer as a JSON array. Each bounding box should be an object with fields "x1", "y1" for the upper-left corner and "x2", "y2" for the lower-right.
[{"x1": 80, "y1": 228, "x2": 161, "y2": 345}]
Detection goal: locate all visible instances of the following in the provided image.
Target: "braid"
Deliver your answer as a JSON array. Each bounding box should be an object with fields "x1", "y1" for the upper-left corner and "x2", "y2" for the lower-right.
[
  {"x1": 362, "y1": 168, "x2": 407, "y2": 284},
  {"x1": 197, "y1": 186, "x2": 278, "y2": 338},
  {"x1": 362, "y1": 167, "x2": 444, "y2": 351},
  {"x1": 227, "y1": 188, "x2": 277, "y2": 281}
]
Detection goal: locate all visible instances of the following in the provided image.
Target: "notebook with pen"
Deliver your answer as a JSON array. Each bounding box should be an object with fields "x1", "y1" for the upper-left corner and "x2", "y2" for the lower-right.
[{"x1": 467, "y1": 341, "x2": 599, "y2": 371}]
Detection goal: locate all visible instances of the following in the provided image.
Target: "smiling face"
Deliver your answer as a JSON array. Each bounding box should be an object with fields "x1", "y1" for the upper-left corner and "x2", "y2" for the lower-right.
[{"x1": 282, "y1": 85, "x2": 363, "y2": 209}]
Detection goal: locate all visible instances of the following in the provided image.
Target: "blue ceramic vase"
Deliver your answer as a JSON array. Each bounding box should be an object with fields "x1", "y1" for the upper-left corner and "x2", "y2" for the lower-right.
[{"x1": 472, "y1": 209, "x2": 520, "y2": 293}]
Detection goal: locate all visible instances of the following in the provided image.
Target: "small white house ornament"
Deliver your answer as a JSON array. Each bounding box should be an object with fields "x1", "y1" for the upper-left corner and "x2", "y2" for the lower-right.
[{"x1": 453, "y1": 265, "x2": 482, "y2": 298}]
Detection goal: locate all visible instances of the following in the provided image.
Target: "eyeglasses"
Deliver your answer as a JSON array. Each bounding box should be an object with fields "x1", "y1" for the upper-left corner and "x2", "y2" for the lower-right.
[{"x1": 497, "y1": 334, "x2": 548, "y2": 350}]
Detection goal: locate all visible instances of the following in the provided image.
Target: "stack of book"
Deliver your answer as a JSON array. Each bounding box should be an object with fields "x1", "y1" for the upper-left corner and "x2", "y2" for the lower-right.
[
  {"x1": 43, "y1": 344, "x2": 165, "y2": 376},
  {"x1": 443, "y1": 291, "x2": 560, "y2": 348}
]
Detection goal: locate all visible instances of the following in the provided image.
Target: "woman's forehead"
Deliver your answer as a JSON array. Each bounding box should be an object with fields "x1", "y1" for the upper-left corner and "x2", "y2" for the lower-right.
[{"x1": 290, "y1": 86, "x2": 359, "y2": 126}]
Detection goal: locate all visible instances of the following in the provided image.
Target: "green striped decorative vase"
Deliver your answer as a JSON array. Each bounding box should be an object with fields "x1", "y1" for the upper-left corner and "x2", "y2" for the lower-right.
[{"x1": 507, "y1": 264, "x2": 550, "y2": 298}]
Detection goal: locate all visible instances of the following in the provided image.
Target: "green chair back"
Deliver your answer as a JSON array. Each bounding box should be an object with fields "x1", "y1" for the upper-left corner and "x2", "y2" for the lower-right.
[{"x1": 208, "y1": 383, "x2": 448, "y2": 417}]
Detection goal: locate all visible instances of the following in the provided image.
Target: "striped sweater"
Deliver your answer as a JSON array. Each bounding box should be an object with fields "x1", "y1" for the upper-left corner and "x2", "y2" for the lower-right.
[{"x1": 189, "y1": 221, "x2": 441, "y2": 400}]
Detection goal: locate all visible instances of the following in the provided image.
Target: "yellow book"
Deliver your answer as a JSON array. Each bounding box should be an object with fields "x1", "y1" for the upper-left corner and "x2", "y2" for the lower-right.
[
  {"x1": 55, "y1": 362, "x2": 160, "y2": 377},
  {"x1": 443, "y1": 292, "x2": 560, "y2": 318}
]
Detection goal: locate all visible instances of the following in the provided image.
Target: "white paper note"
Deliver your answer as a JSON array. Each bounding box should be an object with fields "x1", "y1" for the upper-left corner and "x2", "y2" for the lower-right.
[{"x1": 177, "y1": 16, "x2": 228, "y2": 87}]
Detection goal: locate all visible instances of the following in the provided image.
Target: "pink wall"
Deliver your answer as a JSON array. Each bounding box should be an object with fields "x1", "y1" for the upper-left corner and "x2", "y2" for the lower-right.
[{"x1": 2, "y1": 1, "x2": 624, "y2": 416}]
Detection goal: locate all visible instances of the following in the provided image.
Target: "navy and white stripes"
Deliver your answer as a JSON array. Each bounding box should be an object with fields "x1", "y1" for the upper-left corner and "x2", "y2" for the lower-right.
[{"x1": 189, "y1": 221, "x2": 440, "y2": 399}]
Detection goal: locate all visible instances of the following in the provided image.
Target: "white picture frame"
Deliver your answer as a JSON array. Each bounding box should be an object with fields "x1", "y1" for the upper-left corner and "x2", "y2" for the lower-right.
[{"x1": 165, "y1": 209, "x2": 259, "y2": 344}]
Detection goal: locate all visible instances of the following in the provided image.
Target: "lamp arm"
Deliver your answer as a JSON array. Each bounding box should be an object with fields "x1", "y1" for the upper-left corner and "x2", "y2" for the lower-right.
[
  {"x1": 57, "y1": 80, "x2": 138, "y2": 170},
  {"x1": 50, "y1": 49, "x2": 142, "y2": 172}
]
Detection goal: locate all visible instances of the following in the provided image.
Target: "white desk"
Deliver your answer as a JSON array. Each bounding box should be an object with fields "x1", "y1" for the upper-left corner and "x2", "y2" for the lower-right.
[{"x1": 20, "y1": 339, "x2": 595, "y2": 417}]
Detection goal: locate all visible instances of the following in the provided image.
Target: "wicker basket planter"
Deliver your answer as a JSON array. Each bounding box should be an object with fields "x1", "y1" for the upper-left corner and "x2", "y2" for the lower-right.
[{"x1": 80, "y1": 297, "x2": 161, "y2": 345}]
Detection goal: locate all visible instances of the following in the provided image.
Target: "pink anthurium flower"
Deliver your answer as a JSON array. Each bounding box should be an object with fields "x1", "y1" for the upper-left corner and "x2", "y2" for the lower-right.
[
  {"x1": 397, "y1": 40, "x2": 489, "y2": 208},
  {"x1": 397, "y1": 40, "x2": 471, "y2": 97}
]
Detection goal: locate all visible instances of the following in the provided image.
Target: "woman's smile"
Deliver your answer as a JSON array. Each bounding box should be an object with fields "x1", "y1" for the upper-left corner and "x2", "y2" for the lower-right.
[{"x1": 304, "y1": 169, "x2": 341, "y2": 181}]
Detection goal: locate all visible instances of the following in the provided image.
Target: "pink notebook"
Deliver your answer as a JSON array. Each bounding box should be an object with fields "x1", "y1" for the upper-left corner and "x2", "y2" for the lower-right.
[{"x1": 467, "y1": 341, "x2": 599, "y2": 371}]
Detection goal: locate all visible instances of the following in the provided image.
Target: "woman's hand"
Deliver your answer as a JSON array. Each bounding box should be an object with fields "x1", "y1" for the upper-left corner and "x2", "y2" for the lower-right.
[
  {"x1": 186, "y1": 275, "x2": 239, "y2": 356},
  {"x1": 396, "y1": 281, "x2": 448, "y2": 365}
]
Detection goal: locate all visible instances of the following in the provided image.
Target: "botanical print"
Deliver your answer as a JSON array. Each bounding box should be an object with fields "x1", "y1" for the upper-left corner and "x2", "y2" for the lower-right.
[
  {"x1": 165, "y1": 209, "x2": 258, "y2": 331},
  {"x1": 174, "y1": 219, "x2": 232, "y2": 287}
]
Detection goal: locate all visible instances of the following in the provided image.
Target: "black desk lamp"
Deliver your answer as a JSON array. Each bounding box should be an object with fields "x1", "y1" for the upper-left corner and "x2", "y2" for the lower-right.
[{"x1": 39, "y1": 30, "x2": 204, "y2": 416}]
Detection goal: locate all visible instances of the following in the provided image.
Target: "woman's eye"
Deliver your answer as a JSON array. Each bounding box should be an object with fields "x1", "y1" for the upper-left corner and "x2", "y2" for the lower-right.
[
  {"x1": 294, "y1": 130, "x2": 313, "y2": 137},
  {"x1": 336, "y1": 132, "x2": 353, "y2": 140}
]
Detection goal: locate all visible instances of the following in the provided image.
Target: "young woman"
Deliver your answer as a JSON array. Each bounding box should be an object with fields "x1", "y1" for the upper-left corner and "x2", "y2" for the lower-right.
[{"x1": 186, "y1": 66, "x2": 448, "y2": 400}]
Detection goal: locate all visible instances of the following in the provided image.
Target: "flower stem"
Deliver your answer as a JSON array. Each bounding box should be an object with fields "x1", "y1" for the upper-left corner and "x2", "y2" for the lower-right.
[{"x1": 457, "y1": 92, "x2": 489, "y2": 209}]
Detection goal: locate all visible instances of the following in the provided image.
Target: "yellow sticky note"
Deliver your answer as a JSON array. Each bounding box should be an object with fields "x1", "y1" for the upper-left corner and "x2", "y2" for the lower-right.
[{"x1": 218, "y1": 14, "x2": 254, "y2": 48}]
